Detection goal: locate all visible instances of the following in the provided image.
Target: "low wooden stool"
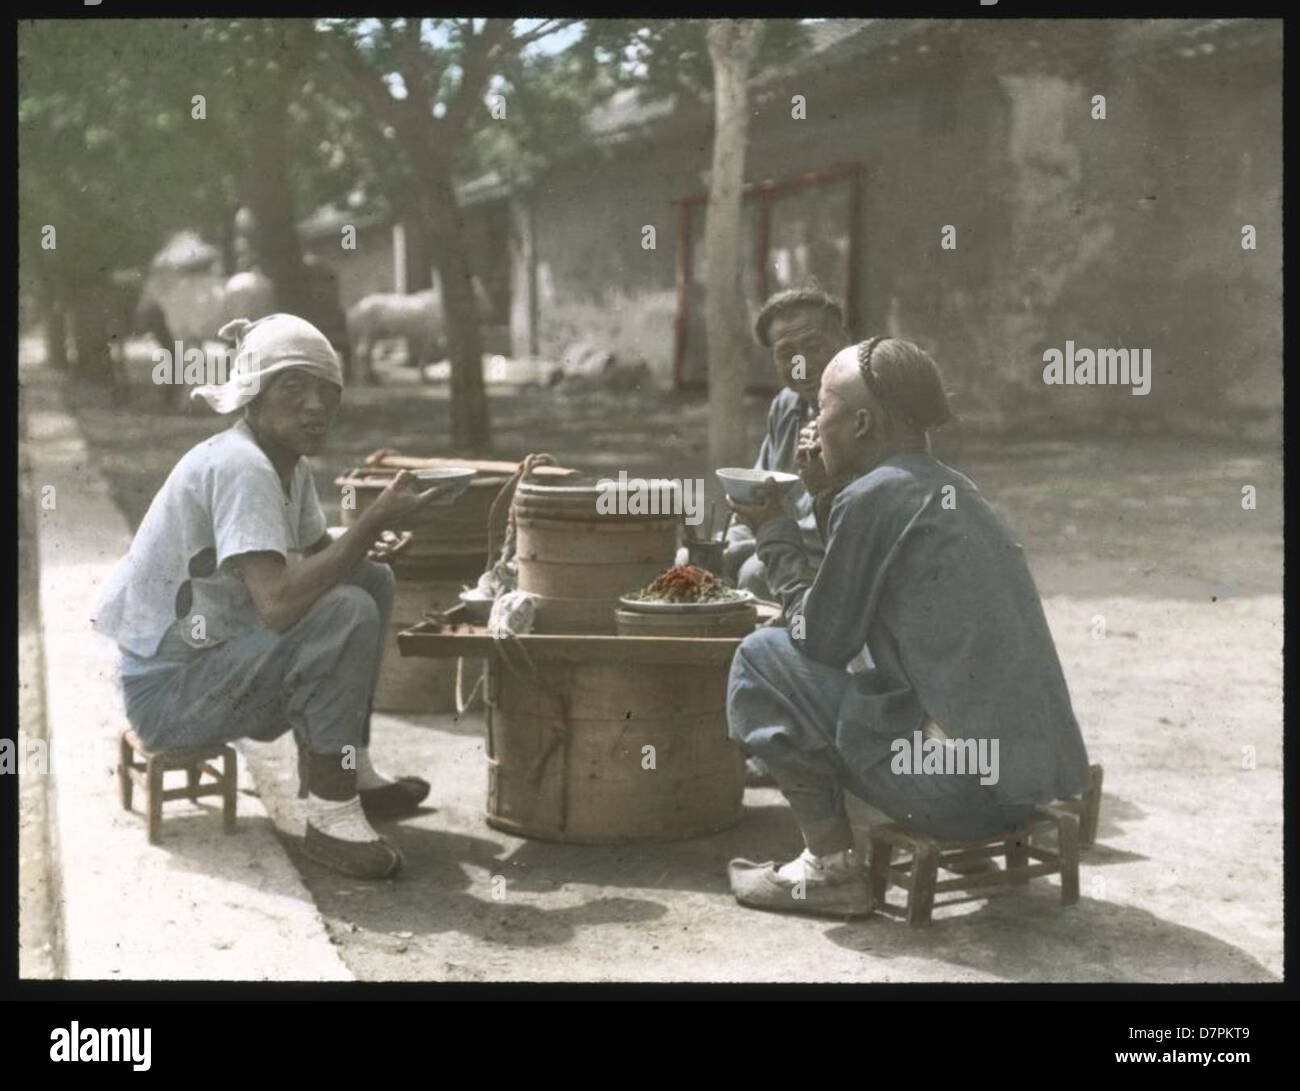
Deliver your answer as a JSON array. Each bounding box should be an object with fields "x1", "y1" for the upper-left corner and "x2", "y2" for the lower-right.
[
  {"x1": 1052, "y1": 763, "x2": 1104, "y2": 847},
  {"x1": 869, "y1": 806, "x2": 1080, "y2": 927},
  {"x1": 117, "y1": 729, "x2": 237, "y2": 845}
]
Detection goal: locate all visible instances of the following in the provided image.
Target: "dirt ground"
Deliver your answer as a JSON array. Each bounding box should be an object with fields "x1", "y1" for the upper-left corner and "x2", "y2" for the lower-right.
[{"x1": 45, "y1": 345, "x2": 1284, "y2": 981}]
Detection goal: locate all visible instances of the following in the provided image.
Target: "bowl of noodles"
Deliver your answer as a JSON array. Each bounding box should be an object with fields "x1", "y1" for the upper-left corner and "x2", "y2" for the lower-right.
[{"x1": 620, "y1": 564, "x2": 754, "y2": 614}]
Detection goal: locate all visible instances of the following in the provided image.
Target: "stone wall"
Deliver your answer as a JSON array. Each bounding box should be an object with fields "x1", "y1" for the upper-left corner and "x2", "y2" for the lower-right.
[{"x1": 517, "y1": 20, "x2": 1280, "y2": 433}]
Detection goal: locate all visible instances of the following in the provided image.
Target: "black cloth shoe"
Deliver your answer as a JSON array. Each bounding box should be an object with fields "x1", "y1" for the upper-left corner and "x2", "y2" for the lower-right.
[
  {"x1": 303, "y1": 823, "x2": 403, "y2": 879},
  {"x1": 359, "y1": 776, "x2": 431, "y2": 821}
]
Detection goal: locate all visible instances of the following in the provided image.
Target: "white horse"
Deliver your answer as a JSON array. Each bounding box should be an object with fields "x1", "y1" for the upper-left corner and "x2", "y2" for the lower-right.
[
  {"x1": 346, "y1": 289, "x2": 444, "y2": 384},
  {"x1": 345, "y1": 279, "x2": 493, "y2": 384}
]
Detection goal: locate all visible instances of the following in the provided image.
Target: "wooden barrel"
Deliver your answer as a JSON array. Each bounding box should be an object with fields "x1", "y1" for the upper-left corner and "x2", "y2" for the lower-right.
[
  {"x1": 376, "y1": 555, "x2": 484, "y2": 714},
  {"x1": 485, "y1": 652, "x2": 745, "y2": 843},
  {"x1": 513, "y1": 480, "x2": 678, "y2": 634},
  {"x1": 615, "y1": 603, "x2": 758, "y2": 639},
  {"x1": 336, "y1": 467, "x2": 510, "y2": 566}
]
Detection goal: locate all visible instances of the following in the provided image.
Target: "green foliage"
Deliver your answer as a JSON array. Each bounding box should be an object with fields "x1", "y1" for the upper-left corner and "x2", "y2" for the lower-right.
[
  {"x1": 17, "y1": 18, "x2": 807, "y2": 308},
  {"x1": 18, "y1": 20, "x2": 366, "y2": 290},
  {"x1": 305, "y1": 19, "x2": 613, "y2": 208},
  {"x1": 19, "y1": 20, "x2": 236, "y2": 288},
  {"x1": 465, "y1": 36, "x2": 610, "y2": 189}
]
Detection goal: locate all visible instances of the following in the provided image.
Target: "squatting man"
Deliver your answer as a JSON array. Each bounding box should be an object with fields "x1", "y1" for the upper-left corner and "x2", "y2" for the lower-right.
[
  {"x1": 723, "y1": 335, "x2": 1091, "y2": 918},
  {"x1": 94, "y1": 314, "x2": 446, "y2": 880}
]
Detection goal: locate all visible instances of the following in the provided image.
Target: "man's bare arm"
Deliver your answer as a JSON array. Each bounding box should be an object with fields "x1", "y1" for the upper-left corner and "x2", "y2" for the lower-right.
[
  {"x1": 304, "y1": 532, "x2": 332, "y2": 557},
  {"x1": 234, "y1": 508, "x2": 384, "y2": 632},
  {"x1": 235, "y1": 470, "x2": 443, "y2": 632}
]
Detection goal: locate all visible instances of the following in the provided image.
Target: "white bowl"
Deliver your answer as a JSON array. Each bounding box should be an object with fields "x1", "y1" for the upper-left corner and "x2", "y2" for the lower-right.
[
  {"x1": 715, "y1": 467, "x2": 800, "y2": 506},
  {"x1": 413, "y1": 467, "x2": 476, "y2": 505}
]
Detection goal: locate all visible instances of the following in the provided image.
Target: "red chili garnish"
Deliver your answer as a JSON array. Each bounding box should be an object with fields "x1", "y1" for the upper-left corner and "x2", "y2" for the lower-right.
[{"x1": 637, "y1": 564, "x2": 729, "y2": 603}]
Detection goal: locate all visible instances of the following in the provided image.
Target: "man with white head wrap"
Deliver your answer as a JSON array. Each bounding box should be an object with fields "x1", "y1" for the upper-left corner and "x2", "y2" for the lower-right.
[{"x1": 94, "y1": 314, "x2": 449, "y2": 879}]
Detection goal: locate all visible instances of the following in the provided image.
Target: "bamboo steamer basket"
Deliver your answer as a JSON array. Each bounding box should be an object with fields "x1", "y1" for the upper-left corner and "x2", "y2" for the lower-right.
[{"x1": 512, "y1": 479, "x2": 679, "y2": 634}]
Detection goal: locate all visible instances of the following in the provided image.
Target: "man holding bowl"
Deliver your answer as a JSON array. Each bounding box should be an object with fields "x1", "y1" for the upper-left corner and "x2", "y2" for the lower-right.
[
  {"x1": 94, "y1": 314, "x2": 451, "y2": 880},
  {"x1": 723, "y1": 336, "x2": 1090, "y2": 918},
  {"x1": 723, "y1": 287, "x2": 850, "y2": 598}
]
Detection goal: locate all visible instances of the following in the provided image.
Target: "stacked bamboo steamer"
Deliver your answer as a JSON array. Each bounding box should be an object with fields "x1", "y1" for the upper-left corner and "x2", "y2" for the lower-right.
[{"x1": 511, "y1": 477, "x2": 680, "y2": 634}]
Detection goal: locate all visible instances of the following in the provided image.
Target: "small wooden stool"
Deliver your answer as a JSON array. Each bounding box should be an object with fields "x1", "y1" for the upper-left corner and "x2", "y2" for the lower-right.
[
  {"x1": 1053, "y1": 763, "x2": 1104, "y2": 847},
  {"x1": 117, "y1": 729, "x2": 237, "y2": 845},
  {"x1": 869, "y1": 806, "x2": 1080, "y2": 927}
]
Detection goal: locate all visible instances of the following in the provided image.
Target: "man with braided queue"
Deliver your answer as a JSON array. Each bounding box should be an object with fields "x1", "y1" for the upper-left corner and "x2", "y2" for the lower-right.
[{"x1": 724, "y1": 336, "x2": 1091, "y2": 918}]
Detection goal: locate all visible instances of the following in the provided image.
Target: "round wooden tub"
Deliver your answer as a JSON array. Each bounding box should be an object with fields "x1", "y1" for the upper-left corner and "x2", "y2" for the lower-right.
[{"x1": 484, "y1": 636, "x2": 746, "y2": 843}]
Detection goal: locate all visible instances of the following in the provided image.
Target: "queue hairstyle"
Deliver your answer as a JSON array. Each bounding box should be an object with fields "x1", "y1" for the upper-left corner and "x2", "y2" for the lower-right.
[{"x1": 855, "y1": 336, "x2": 953, "y2": 435}]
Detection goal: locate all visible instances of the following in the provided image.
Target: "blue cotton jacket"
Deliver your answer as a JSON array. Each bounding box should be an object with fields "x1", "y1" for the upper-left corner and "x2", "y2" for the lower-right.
[{"x1": 755, "y1": 452, "x2": 1090, "y2": 807}]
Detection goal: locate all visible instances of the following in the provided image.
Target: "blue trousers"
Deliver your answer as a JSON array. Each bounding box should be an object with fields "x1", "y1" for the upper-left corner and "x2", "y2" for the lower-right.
[
  {"x1": 728, "y1": 627, "x2": 1038, "y2": 843},
  {"x1": 120, "y1": 561, "x2": 395, "y2": 760}
]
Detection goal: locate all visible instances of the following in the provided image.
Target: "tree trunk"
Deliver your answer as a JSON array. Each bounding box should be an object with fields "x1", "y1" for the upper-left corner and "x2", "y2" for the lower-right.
[
  {"x1": 402, "y1": 215, "x2": 434, "y2": 292},
  {"x1": 705, "y1": 20, "x2": 765, "y2": 476},
  {"x1": 241, "y1": 81, "x2": 307, "y2": 314},
  {"x1": 70, "y1": 287, "x2": 111, "y2": 388},
  {"x1": 420, "y1": 165, "x2": 491, "y2": 451},
  {"x1": 220, "y1": 203, "x2": 239, "y2": 276},
  {"x1": 401, "y1": 213, "x2": 434, "y2": 371}
]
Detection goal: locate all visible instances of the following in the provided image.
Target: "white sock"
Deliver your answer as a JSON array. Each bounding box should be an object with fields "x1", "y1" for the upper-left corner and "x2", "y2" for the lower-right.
[
  {"x1": 775, "y1": 846, "x2": 858, "y2": 885},
  {"x1": 306, "y1": 795, "x2": 382, "y2": 843},
  {"x1": 354, "y1": 746, "x2": 396, "y2": 791}
]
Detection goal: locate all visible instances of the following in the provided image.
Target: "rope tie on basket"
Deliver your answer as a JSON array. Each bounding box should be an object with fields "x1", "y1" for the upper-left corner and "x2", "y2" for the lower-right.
[
  {"x1": 486, "y1": 452, "x2": 557, "y2": 571},
  {"x1": 455, "y1": 656, "x2": 486, "y2": 715}
]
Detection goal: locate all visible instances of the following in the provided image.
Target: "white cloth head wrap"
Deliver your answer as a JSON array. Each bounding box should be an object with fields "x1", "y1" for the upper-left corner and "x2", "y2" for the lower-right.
[{"x1": 191, "y1": 313, "x2": 344, "y2": 414}]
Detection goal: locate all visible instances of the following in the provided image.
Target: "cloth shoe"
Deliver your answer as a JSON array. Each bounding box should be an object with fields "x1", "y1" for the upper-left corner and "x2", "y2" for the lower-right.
[
  {"x1": 303, "y1": 797, "x2": 403, "y2": 879},
  {"x1": 358, "y1": 776, "x2": 431, "y2": 821},
  {"x1": 728, "y1": 847, "x2": 873, "y2": 919}
]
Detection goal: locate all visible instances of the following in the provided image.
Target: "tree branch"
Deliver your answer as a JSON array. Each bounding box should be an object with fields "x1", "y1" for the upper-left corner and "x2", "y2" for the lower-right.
[
  {"x1": 395, "y1": 17, "x2": 443, "y2": 119},
  {"x1": 439, "y1": 17, "x2": 513, "y2": 139},
  {"x1": 319, "y1": 26, "x2": 403, "y2": 132},
  {"x1": 508, "y1": 18, "x2": 579, "y2": 50}
]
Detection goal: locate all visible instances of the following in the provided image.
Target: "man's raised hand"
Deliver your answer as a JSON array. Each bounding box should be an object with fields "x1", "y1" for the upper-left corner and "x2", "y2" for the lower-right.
[
  {"x1": 366, "y1": 469, "x2": 450, "y2": 529},
  {"x1": 726, "y1": 477, "x2": 786, "y2": 532},
  {"x1": 796, "y1": 423, "x2": 830, "y2": 494}
]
